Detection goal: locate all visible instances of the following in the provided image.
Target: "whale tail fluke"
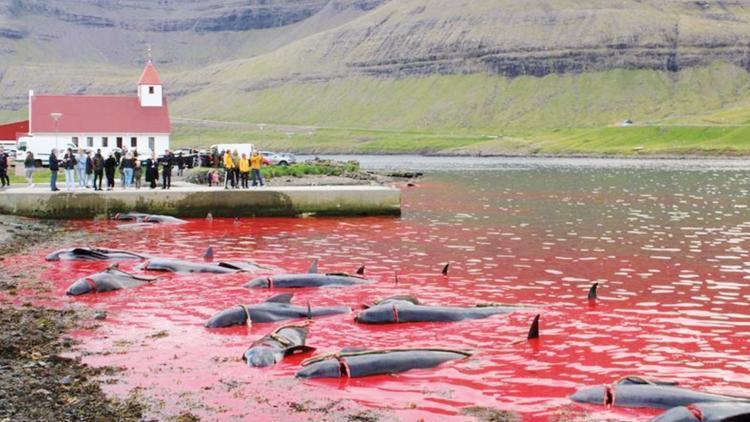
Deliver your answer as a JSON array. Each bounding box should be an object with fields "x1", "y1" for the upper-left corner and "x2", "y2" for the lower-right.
[
  {"x1": 588, "y1": 283, "x2": 598, "y2": 300},
  {"x1": 203, "y1": 246, "x2": 214, "y2": 262},
  {"x1": 308, "y1": 259, "x2": 319, "y2": 274},
  {"x1": 356, "y1": 265, "x2": 365, "y2": 276},
  {"x1": 527, "y1": 314, "x2": 540, "y2": 340},
  {"x1": 441, "y1": 262, "x2": 450, "y2": 276}
]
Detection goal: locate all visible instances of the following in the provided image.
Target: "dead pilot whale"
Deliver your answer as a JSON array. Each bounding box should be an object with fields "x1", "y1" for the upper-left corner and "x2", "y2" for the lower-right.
[
  {"x1": 113, "y1": 212, "x2": 186, "y2": 224},
  {"x1": 244, "y1": 259, "x2": 372, "y2": 289},
  {"x1": 66, "y1": 265, "x2": 158, "y2": 296},
  {"x1": 205, "y1": 294, "x2": 351, "y2": 328},
  {"x1": 46, "y1": 247, "x2": 147, "y2": 261},
  {"x1": 570, "y1": 376, "x2": 750, "y2": 410},
  {"x1": 650, "y1": 402, "x2": 750, "y2": 422},
  {"x1": 141, "y1": 247, "x2": 271, "y2": 274},
  {"x1": 242, "y1": 323, "x2": 315, "y2": 367},
  {"x1": 297, "y1": 314, "x2": 540, "y2": 378},
  {"x1": 354, "y1": 295, "x2": 530, "y2": 324}
]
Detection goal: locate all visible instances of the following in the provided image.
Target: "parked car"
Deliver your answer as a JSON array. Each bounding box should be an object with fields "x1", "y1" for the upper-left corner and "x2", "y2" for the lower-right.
[
  {"x1": 173, "y1": 148, "x2": 199, "y2": 168},
  {"x1": 261, "y1": 151, "x2": 297, "y2": 166}
]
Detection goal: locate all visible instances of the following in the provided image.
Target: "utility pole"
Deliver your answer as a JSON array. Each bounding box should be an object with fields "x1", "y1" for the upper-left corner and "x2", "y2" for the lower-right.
[{"x1": 50, "y1": 112, "x2": 62, "y2": 152}]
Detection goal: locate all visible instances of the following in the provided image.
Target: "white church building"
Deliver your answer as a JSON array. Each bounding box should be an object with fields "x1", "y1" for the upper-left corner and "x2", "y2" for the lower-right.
[{"x1": 22, "y1": 61, "x2": 170, "y2": 160}]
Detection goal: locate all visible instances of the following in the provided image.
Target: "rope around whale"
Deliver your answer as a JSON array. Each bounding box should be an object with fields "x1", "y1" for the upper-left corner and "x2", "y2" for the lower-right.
[{"x1": 237, "y1": 304, "x2": 252, "y2": 326}]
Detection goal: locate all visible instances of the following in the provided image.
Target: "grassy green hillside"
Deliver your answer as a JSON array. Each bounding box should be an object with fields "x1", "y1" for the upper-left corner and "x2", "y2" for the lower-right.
[
  {"x1": 170, "y1": 61, "x2": 750, "y2": 155},
  {"x1": 172, "y1": 124, "x2": 750, "y2": 156},
  {"x1": 172, "y1": 62, "x2": 750, "y2": 132}
]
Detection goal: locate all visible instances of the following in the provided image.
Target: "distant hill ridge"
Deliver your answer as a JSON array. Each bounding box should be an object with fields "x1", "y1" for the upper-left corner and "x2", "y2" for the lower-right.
[{"x1": 3, "y1": 0, "x2": 750, "y2": 133}]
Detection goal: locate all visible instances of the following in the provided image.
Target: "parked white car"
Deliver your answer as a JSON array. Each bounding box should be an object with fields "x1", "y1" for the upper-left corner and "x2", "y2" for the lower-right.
[{"x1": 261, "y1": 151, "x2": 297, "y2": 166}]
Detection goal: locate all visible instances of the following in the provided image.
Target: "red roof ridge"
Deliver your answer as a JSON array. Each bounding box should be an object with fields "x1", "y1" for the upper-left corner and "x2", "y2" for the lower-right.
[
  {"x1": 138, "y1": 61, "x2": 162, "y2": 85},
  {"x1": 34, "y1": 94, "x2": 138, "y2": 98}
]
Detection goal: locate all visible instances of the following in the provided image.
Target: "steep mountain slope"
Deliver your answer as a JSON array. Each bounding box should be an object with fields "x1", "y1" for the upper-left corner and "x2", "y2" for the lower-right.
[{"x1": 4, "y1": 0, "x2": 750, "y2": 146}]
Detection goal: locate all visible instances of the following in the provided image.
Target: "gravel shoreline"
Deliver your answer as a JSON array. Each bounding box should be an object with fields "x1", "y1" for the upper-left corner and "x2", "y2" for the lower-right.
[{"x1": 0, "y1": 215, "x2": 146, "y2": 421}]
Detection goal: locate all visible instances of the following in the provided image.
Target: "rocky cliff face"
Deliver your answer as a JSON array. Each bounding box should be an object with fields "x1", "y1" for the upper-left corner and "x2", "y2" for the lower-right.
[
  {"x1": 3, "y1": 0, "x2": 750, "y2": 75},
  {"x1": 4, "y1": 0, "x2": 750, "y2": 125},
  {"x1": 313, "y1": 0, "x2": 750, "y2": 78},
  {"x1": 2, "y1": 0, "x2": 386, "y2": 33}
]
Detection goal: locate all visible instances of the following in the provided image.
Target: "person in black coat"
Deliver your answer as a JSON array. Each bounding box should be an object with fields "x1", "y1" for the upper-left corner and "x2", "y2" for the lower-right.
[
  {"x1": 104, "y1": 152, "x2": 117, "y2": 190},
  {"x1": 93, "y1": 149, "x2": 104, "y2": 191},
  {"x1": 177, "y1": 152, "x2": 185, "y2": 176},
  {"x1": 48, "y1": 149, "x2": 60, "y2": 191},
  {"x1": 84, "y1": 151, "x2": 93, "y2": 188},
  {"x1": 160, "y1": 150, "x2": 174, "y2": 189},
  {"x1": 145, "y1": 153, "x2": 159, "y2": 189},
  {"x1": 0, "y1": 146, "x2": 9, "y2": 188}
]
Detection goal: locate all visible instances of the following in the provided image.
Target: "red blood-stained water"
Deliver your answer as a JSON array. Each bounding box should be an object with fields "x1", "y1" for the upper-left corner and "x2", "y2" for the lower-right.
[{"x1": 5, "y1": 167, "x2": 750, "y2": 421}]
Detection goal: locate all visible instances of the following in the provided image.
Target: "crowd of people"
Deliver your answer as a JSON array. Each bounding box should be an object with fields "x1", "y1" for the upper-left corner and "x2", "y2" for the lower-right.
[
  {"x1": 23, "y1": 147, "x2": 179, "y2": 192},
  {"x1": 0, "y1": 146, "x2": 268, "y2": 192},
  {"x1": 220, "y1": 149, "x2": 265, "y2": 189}
]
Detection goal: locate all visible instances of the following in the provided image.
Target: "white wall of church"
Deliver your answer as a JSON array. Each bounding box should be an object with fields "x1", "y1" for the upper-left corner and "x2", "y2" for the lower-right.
[
  {"x1": 18, "y1": 133, "x2": 169, "y2": 163},
  {"x1": 138, "y1": 85, "x2": 163, "y2": 107}
]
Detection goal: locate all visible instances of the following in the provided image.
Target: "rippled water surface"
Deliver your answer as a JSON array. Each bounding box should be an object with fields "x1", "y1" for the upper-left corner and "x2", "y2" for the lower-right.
[{"x1": 9, "y1": 159, "x2": 750, "y2": 421}]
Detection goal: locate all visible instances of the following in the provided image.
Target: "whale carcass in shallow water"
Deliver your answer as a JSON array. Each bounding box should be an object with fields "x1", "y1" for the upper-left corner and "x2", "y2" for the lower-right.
[
  {"x1": 46, "y1": 247, "x2": 147, "y2": 261},
  {"x1": 242, "y1": 323, "x2": 315, "y2": 367},
  {"x1": 141, "y1": 258, "x2": 269, "y2": 274},
  {"x1": 141, "y1": 248, "x2": 271, "y2": 274},
  {"x1": 296, "y1": 347, "x2": 472, "y2": 378},
  {"x1": 66, "y1": 265, "x2": 158, "y2": 296},
  {"x1": 650, "y1": 402, "x2": 750, "y2": 422},
  {"x1": 570, "y1": 376, "x2": 750, "y2": 410},
  {"x1": 296, "y1": 314, "x2": 539, "y2": 378},
  {"x1": 205, "y1": 294, "x2": 351, "y2": 328},
  {"x1": 354, "y1": 295, "x2": 527, "y2": 324},
  {"x1": 244, "y1": 259, "x2": 371, "y2": 288},
  {"x1": 113, "y1": 212, "x2": 186, "y2": 224}
]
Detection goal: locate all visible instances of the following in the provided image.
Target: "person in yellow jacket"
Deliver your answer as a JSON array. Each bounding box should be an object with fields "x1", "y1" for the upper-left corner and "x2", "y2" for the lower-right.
[
  {"x1": 250, "y1": 150, "x2": 265, "y2": 187},
  {"x1": 223, "y1": 151, "x2": 235, "y2": 189},
  {"x1": 238, "y1": 153, "x2": 250, "y2": 189}
]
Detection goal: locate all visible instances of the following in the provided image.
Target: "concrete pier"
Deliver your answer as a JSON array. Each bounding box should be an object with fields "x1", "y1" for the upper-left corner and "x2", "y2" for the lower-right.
[{"x1": 0, "y1": 183, "x2": 401, "y2": 218}]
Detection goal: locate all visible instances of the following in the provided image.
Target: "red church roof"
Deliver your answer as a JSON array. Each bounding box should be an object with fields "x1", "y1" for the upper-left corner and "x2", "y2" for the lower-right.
[
  {"x1": 0, "y1": 120, "x2": 29, "y2": 140},
  {"x1": 138, "y1": 61, "x2": 162, "y2": 85},
  {"x1": 31, "y1": 95, "x2": 170, "y2": 134}
]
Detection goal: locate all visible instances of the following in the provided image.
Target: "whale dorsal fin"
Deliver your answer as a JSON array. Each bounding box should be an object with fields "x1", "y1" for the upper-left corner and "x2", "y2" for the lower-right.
[
  {"x1": 266, "y1": 293, "x2": 293, "y2": 304},
  {"x1": 441, "y1": 262, "x2": 450, "y2": 276},
  {"x1": 376, "y1": 295, "x2": 419, "y2": 306},
  {"x1": 588, "y1": 283, "x2": 598, "y2": 300},
  {"x1": 203, "y1": 246, "x2": 214, "y2": 262},
  {"x1": 308, "y1": 259, "x2": 318, "y2": 274},
  {"x1": 527, "y1": 314, "x2": 540, "y2": 340},
  {"x1": 356, "y1": 265, "x2": 365, "y2": 276},
  {"x1": 616, "y1": 376, "x2": 678, "y2": 386}
]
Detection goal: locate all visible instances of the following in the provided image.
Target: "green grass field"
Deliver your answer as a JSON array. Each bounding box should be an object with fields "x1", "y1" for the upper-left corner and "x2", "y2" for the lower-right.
[
  {"x1": 171, "y1": 123, "x2": 750, "y2": 156},
  {"x1": 168, "y1": 62, "x2": 750, "y2": 156}
]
